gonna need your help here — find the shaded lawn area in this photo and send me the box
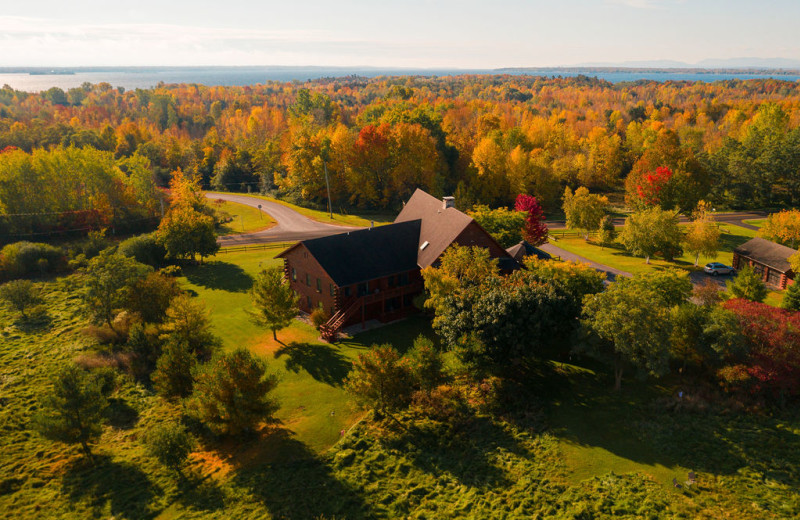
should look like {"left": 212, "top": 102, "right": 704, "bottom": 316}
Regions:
{"left": 206, "top": 191, "right": 394, "bottom": 228}
{"left": 207, "top": 200, "right": 276, "bottom": 236}
{"left": 552, "top": 222, "right": 758, "bottom": 276}
{"left": 179, "top": 250, "right": 436, "bottom": 453}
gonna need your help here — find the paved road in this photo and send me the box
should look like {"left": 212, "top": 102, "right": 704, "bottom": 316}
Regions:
{"left": 545, "top": 211, "right": 766, "bottom": 231}
{"left": 207, "top": 192, "right": 363, "bottom": 246}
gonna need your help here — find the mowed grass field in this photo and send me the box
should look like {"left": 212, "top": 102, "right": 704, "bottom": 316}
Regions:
{"left": 2, "top": 248, "right": 799, "bottom": 518}
{"left": 205, "top": 191, "right": 394, "bottom": 228}
{"left": 206, "top": 200, "right": 276, "bottom": 236}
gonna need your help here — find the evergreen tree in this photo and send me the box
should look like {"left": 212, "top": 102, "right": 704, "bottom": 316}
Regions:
{"left": 152, "top": 340, "right": 196, "bottom": 399}
{"left": 146, "top": 422, "right": 195, "bottom": 480}
{"left": 782, "top": 282, "right": 800, "bottom": 311}
{"left": 726, "top": 265, "right": 768, "bottom": 303}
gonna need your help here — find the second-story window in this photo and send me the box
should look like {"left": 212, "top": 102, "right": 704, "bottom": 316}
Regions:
{"left": 316, "top": 278, "right": 321, "bottom": 292}
{"left": 291, "top": 267, "right": 297, "bottom": 281}
{"left": 306, "top": 273, "right": 310, "bottom": 286}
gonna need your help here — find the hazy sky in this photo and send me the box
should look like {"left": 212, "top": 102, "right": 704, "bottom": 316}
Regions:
{"left": 1, "top": 0, "right": 798, "bottom": 68}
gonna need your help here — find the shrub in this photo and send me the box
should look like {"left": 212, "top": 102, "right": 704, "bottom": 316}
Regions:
{"left": 726, "top": 265, "right": 767, "bottom": 303}
{"left": 0, "top": 241, "right": 65, "bottom": 280}
{"left": 345, "top": 344, "right": 414, "bottom": 417}
{"left": 152, "top": 340, "right": 196, "bottom": 399}
{"left": 310, "top": 307, "right": 330, "bottom": 330}
{"left": 118, "top": 233, "right": 167, "bottom": 268}
{"left": 0, "top": 279, "right": 42, "bottom": 318}
{"left": 407, "top": 335, "right": 445, "bottom": 393}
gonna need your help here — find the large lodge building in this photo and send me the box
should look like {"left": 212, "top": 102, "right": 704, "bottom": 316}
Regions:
{"left": 277, "top": 189, "right": 517, "bottom": 339}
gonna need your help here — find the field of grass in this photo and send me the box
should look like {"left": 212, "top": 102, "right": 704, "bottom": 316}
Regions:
{"left": 551, "top": 222, "right": 759, "bottom": 276}
{"left": 3, "top": 249, "right": 799, "bottom": 518}
{"left": 743, "top": 218, "right": 766, "bottom": 228}
{"left": 205, "top": 191, "right": 394, "bottom": 228}
{"left": 206, "top": 200, "right": 276, "bottom": 236}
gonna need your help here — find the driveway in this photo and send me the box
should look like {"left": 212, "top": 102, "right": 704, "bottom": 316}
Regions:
{"left": 545, "top": 211, "right": 766, "bottom": 231}
{"left": 206, "top": 192, "right": 363, "bottom": 245}
{"left": 538, "top": 242, "right": 632, "bottom": 282}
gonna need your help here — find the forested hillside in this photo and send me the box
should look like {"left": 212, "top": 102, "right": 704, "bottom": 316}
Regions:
{"left": 1, "top": 76, "right": 800, "bottom": 232}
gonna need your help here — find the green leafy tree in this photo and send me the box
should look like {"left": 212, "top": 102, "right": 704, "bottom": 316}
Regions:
{"left": 467, "top": 205, "right": 526, "bottom": 248}
{"left": 32, "top": 365, "right": 108, "bottom": 461}
{"left": 249, "top": 267, "right": 299, "bottom": 341}
{"left": 160, "top": 294, "right": 220, "bottom": 360}
{"left": 407, "top": 336, "right": 445, "bottom": 394}
{"left": 619, "top": 207, "right": 682, "bottom": 263}
{"left": 82, "top": 250, "right": 151, "bottom": 332}
{"left": 726, "top": 265, "right": 767, "bottom": 303}
{"left": 156, "top": 206, "right": 219, "bottom": 264}
{"left": 345, "top": 344, "right": 414, "bottom": 417}
{"left": 146, "top": 422, "right": 195, "bottom": 480}
{"left": 782, "top": 282, "right": 800, "bottom": 311}
{"left": 0, "top": 279, "right": 41, "bottom": 318}
{"left": 152, "top": 340, "right": 196, "bottom": 399}
{"left": 562, "top": 186, "right": 609, "bottom": 239}
{"left": 191, "top": 349, "right": 279, "bottom": 436}
{"left": 631, "top": 269, "right": 693, "bottom": 307}
{"left": 581, "top": 278, "right": 672, "bottom": 390}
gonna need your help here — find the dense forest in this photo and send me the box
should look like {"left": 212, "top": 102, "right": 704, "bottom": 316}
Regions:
{"left": 2, "top": 75, "right": 800, "bottom": 237}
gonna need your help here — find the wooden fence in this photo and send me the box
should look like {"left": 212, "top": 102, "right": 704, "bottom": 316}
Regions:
{"left": 216, "top": 242, "right": 293, "bottom": 254}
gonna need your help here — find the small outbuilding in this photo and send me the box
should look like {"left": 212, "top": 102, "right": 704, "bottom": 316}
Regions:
{"left": 732, "top": 237, "right": 796, "bottom": 289}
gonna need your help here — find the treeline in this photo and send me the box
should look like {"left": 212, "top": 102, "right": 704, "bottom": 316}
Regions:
{"left": 2, "top": 76, "right": 800, "bottom": 215}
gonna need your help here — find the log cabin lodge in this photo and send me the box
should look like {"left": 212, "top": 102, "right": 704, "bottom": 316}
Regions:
{"left": 276, "top": 189, "right": 518, "bottom": 339}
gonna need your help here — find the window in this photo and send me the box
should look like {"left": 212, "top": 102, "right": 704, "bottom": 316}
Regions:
{"left": 291, "top": 267, "right": 297, "bottom": 281}
{"left": 767, "top": 269, "right": 782, "bottom": 288}
{"left": 306, "top": 296, "right": 312, "bottom": 308}
{"left": 306, "top": 273, "right": 310, "bottom": 285}
{"left": 316, "top": 278, "right": 321, "bottom": 292}
{"left": 330, "top": 283, "right": 335, "bottom": 297}
{"left": 357, "top": 282, "right": 368, "bottom": 296}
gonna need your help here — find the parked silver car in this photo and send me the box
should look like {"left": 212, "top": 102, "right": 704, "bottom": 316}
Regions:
{"left": 703, "top": 262, "right": 735, "bottom": 276}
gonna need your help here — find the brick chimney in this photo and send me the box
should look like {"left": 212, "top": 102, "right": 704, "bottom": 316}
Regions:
{"left": 442, "top": 196, "right": 455, "bottom": 209}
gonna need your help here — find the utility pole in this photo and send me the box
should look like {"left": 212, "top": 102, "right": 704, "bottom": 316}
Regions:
{"left": 323, "top": 159, "right": 332, "bottom": 219}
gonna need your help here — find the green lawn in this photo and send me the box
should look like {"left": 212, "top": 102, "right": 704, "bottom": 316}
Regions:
{"left": 743, "top": 218, "right": 766, "bottom": 228}
{"left": 4, "top": 249, "right": 799, "bottom": 518}
{"left": 206, "top": 200, "right": 276, "bottom": 236}
{"left": 205, "top": 191, "right": 394, "bottom": 228}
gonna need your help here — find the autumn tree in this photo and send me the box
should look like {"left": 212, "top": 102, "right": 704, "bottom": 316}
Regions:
{"left": 683, "top": 204, "right": 721, "bottom": 266}
{"left": 32, "top": 365, "right": 108, "bottom": 461}
{"left": 248, "top": 267, "right": 299, "bottom": 341}
{"left": 562, "top": 186, "right": 608, "bottom": 239}
{"left": 191, "top": 349, "right": 279, "bottom": 436}
{"left": 760, "top": 209, "right": 800, "bottom": 248}
{"left": 157, "top": 169, "right": 219, "bottom": 263}
{"left": 619, "top": 207, "right": 682, "bottom": 263}
{"left": 514, "top": 194, "right": 548, "bottom": 246}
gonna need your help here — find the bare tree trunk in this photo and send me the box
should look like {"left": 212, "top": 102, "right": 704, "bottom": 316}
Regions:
{"left": 695, "top": 254, "right": 700, "bottom": 267}
{"left": 645, "top": 255, "right": 650, "bottom": 264}
{"left": 614, "top": 359, "right": 623, "bottom": 391}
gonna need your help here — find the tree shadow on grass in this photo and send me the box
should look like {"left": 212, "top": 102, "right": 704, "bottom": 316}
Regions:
{"left": 184, "top": 261, "right": 253, "bottom": 292}
{"left": 104, "top": 398, "right": 140, "bottom": 430}
{"left": 61, "top": 455, "right": 160, "bottom": 519}
{"left": 175, "top": 474, "right": 226, "bottom": 513}
{"left": 274, "top": 342, "right": 352, "bottom": 386}
{"left": 13, "top": 308, "right": 53, "bottom": 333}
{"left": 231, "top": 427, "right": 375, "bottom": 519}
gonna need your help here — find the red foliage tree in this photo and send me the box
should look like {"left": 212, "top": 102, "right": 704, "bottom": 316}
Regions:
{"left": 723, "top": 298, "right": 800, "bottom": 399}
{"left": 636, "top": 166, "right": 673, "bottom": 206}
{"left": 514, "top": 194, "right": 548, "bottom": 246}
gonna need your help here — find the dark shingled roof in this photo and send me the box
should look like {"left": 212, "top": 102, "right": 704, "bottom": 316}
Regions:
{"left": 278, "top": 220, "right": 422, "bottom": 287}
{"left": 506, "top": 241, "right": 552, "bottom": 262}
{"left": 394, "top": 189, "right": 474, "bottom": 268}
{"left": 734, "top": 237, "right": 796, "bottom": 273}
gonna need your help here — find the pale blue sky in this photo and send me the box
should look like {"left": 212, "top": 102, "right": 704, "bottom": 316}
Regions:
{"left": 1, "top": 0, "right": 797, "bottom": 67}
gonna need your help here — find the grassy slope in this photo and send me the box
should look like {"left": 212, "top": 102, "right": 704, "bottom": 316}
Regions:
{"left": 4, "top": 250, "right": 799, "bottom": 519}
{"left": 206, "top": 200, "right": 276, "bottom": 236}
{"left": 205, "top": 192, "right": 394, "bottom": 228}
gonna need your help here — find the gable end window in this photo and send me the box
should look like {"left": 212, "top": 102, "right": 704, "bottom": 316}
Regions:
{"left": 291, "top": 268, "right": 297, "bottom": 281}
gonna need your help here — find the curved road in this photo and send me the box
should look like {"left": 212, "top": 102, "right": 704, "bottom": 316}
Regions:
{"left": 207, "top": 193, "right": 363, "bottom": 246}
{"left": 545, "top": 211, "right": 766, "bottom": 231}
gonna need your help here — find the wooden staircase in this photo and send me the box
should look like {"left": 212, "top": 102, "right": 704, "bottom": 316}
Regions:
{"left": 320, "top": 298, "right": 362, "bottom": 341}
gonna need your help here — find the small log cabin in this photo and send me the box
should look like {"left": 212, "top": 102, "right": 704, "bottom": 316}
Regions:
{"left": 732, "top": 237, "right": 796, "bottom": 289}
{"left": 277, "top": 189, "right": 515, "bottom": 339}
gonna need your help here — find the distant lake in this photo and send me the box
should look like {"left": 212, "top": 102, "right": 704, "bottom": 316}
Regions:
{"left": 2, "top": 67, "right": 800, "bottom": 92}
